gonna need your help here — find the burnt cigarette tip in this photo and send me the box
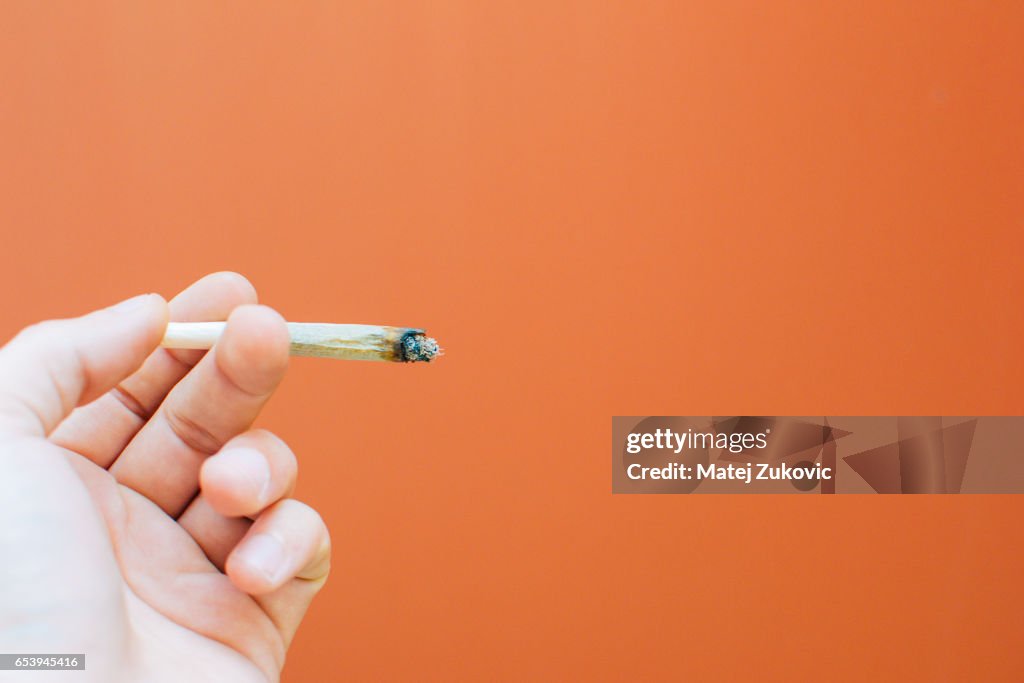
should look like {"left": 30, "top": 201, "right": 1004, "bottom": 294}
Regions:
{"left": 401, "top": 332, "right": 442, "bottom": 363}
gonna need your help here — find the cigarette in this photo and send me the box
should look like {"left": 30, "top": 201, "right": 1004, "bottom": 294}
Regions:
{"left": 161, "top": 322, "right": 441, "bottom": 363}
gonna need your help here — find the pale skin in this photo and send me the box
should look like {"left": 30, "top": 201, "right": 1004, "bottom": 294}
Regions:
{"left": 0, "top": 273, "right": 330, "bottom": 683}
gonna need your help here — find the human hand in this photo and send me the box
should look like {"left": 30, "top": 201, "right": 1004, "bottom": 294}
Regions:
{"left": 0, "top": 273, "right": 330, "bottom": 683}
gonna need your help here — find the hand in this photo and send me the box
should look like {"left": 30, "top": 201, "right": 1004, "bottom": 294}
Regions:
{"left": 0, "top": 273, "right": 330, "bottom": 683}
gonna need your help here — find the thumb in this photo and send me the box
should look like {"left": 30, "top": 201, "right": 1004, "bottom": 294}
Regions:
{"left": 0, "top": 293, "right": 169, "bottom": 438}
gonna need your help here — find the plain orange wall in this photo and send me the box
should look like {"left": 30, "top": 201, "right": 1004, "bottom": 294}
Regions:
{"left": 2, "top": 3, "right": 1023, "bottom": 681}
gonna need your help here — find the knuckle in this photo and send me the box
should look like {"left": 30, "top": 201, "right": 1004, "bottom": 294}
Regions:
{"left": 15, "top": 321, "right": 56, "bottom": 346}
{"left": 165, "top": 408, "right": 224, "bottom": 455}
{"left": 275, "top": 497, "right": 316, "bottom": 519}
{"left": 259, "top": 428, "right": 292, "bottom": 455}
{"left": 238, "top": 429, "right": 298, "bottom": 473}
{"left": 281, "top": 499, "right": 329, "bottom": 537}
{"left": 209, "top": 271, "right": 258, "bottom": 302}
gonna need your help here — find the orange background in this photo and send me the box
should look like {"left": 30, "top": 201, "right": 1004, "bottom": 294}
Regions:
{"left": 2, "top": 3, "right": 1023, "bottom": 680}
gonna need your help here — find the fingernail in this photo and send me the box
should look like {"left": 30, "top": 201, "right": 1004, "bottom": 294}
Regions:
{"left": 109, "top": 293, "right": 154, "bottom": 314}
{"left": 238, "top": 533, "right": 287, "bottom": 585}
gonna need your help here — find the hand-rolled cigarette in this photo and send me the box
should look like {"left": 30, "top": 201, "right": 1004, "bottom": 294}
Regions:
{"left": 161, "top": 322, "right": 441, "bottom": 363}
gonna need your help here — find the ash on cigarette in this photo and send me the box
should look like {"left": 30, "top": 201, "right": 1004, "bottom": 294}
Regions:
{"left": 402, "top": 333, "right": 442, "bottom": 362}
